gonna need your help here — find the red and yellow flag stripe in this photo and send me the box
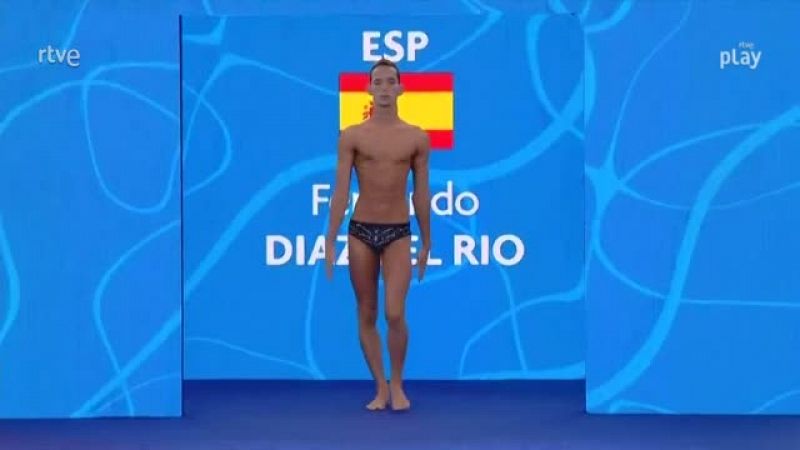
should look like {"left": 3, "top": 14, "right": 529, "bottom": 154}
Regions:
{"left": 339, "top": 73, "right": 454, "bottom": 149}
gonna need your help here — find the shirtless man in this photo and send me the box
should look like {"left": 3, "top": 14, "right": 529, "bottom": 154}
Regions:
{"left": 325, "top": 59, "right": 431, "bottom": 411}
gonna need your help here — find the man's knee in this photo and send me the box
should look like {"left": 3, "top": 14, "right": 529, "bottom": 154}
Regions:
{"left": 358, "top": 302, "right": 378, "bottom": 326}
{"left": 385, "top": 309, "right": 406, "bottom": 330}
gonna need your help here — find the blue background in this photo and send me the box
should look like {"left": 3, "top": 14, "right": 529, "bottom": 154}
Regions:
{"left": 0, "top": 4, "right": 186, "bottom": 418}
{"left": 181, "top": 13, "right": 586, "bottom": 380}
{"left": 3, "top": 0, "right": 798, "bottom": 418}
{"left": 1, "top": 0, "right": 578, "bottom": 419}
{"left": 584, "top": 0, "right": 800, "bottom": 414}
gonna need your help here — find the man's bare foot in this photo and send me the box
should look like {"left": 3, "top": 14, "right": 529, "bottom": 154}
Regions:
{"left": 366, "top": 387, "right": 390, "bottom": 411}
{"left": 390, "top": 383, "right": 410, "bottom": 411}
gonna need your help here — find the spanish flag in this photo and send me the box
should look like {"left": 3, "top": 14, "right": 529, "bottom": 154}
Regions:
{"left": 339, "top": 72, "right": 454, "bottom": 149}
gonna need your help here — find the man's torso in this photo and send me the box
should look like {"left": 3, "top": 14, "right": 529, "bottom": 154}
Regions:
{"left": 350, "top": 121, "right": 421, "bottom": 223}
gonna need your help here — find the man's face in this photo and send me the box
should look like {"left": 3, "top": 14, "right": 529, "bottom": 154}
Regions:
{"left": 368, "top": 65, "right": 402, "bottom": 107}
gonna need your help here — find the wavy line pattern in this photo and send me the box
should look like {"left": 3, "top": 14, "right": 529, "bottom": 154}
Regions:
{"left": 92, "top": 221, "right": 180, "bottom": 416}
{"left": 3, "top": 0, "right": 797, "bottom": 419}
{"left": 82, "top": 65, "right": 181, "bottom": 214}
{"left": 186, "top": 337, "right": 318, "bottom": 378}
{"left": 590, "top": 106, "right": 800, "bottom": 408}
{"left": 0, "top": 217, "right": 21, "bottom": 349}
{"left": 583, "top": 0, "right": 800, "bottom": 415}
{"left": 61, "top": 0, "right": 91, "bottom": 49}
{"left": 93, "top": 373, "right": 181, "bottom": 416}
{"left": 1, "top": 2, "right": 183, "bottom": 418}
{"left": 753, "top": 389, "right": 800, "bottom": 414}
{"left": 2, "top": 5, "right": 586, "bottom": 418}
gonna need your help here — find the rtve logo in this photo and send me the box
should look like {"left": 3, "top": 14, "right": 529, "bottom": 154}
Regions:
{"left": 362, "top": 30, "right": 429, "bottom": 62}
{"left": 38, "top": 45, "right": 80, "bottom": 68}
{"left": 720, "top": 42, "right": 761, "bottom": 70}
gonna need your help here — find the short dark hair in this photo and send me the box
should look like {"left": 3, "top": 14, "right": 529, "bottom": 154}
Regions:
{"left": 369, "top": 58, "right": 400, "bottom": 82}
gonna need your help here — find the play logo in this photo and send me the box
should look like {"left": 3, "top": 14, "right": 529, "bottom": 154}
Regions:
{"left": 720, "top": 42, "right": 761, "bottom": 70}
{"left": 339, "top": 72, "right": 454, "bottom": 150}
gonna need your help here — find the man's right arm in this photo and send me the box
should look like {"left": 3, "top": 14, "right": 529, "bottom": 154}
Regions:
{"left": 327, "top": 128, "right": 355, "bottom": 242}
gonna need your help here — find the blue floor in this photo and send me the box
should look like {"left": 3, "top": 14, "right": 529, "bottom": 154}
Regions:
{"left": 1, "top": 381, "right": 799, "bottom": 449}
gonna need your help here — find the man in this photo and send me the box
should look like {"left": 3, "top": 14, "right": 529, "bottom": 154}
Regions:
{"left": 325, "top": 59, "right": 431, "bottom": 411}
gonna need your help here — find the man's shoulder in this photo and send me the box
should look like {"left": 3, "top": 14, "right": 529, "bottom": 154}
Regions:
{"left": 340, "top": 124, "right": 366, "bottom": 148}
{"left": 405, "top": 123, "right": 429, "bottom": 148}
{"left": 397, "top": 120, "right": 423, "bottom": 133}
{"left": 396, "top": 121, "right": 427, "bottom": 142}
{"left": 341, "top": 123, "right": 365, "bottom": 137}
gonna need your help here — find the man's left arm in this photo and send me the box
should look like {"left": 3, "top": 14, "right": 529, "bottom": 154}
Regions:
{"left": 412, "top": 130, "right": 431, "bottom": 278}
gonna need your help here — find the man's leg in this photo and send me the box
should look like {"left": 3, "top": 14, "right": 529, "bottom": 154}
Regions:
{"left": 381, "top": 236, "right": 412, "bottom": 410}
{"left": 347, "top": 236, "right": 388, "bottom": 410}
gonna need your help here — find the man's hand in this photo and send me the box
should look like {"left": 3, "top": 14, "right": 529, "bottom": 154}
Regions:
{"left": 325, "top": 236, "right": 335, "bottom": 280}
{"left": 417, "top": 242, "right": 431, "bottom": 282}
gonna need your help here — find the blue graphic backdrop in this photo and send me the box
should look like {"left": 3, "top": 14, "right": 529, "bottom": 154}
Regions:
{"left": 0, "top": 0, "right": 566, "bottom": 419}
{"left": 4, "top": 0, "right": 797, "bottom": 418}
{"left": 0, "top": 4, "right": 188, "bottom": 418}
{"left": 0, "top": 0, "right": 561, "bottom": 420}
{"left": 584, "top": 0, "right": 800, "bottom": 414}
{"left": 181, "top": 13, "right": 585, "bottom": 380}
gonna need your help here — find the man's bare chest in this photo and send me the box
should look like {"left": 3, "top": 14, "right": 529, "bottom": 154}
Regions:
{"left": 355, "top": 135, "right": 416, "bottom": 163}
